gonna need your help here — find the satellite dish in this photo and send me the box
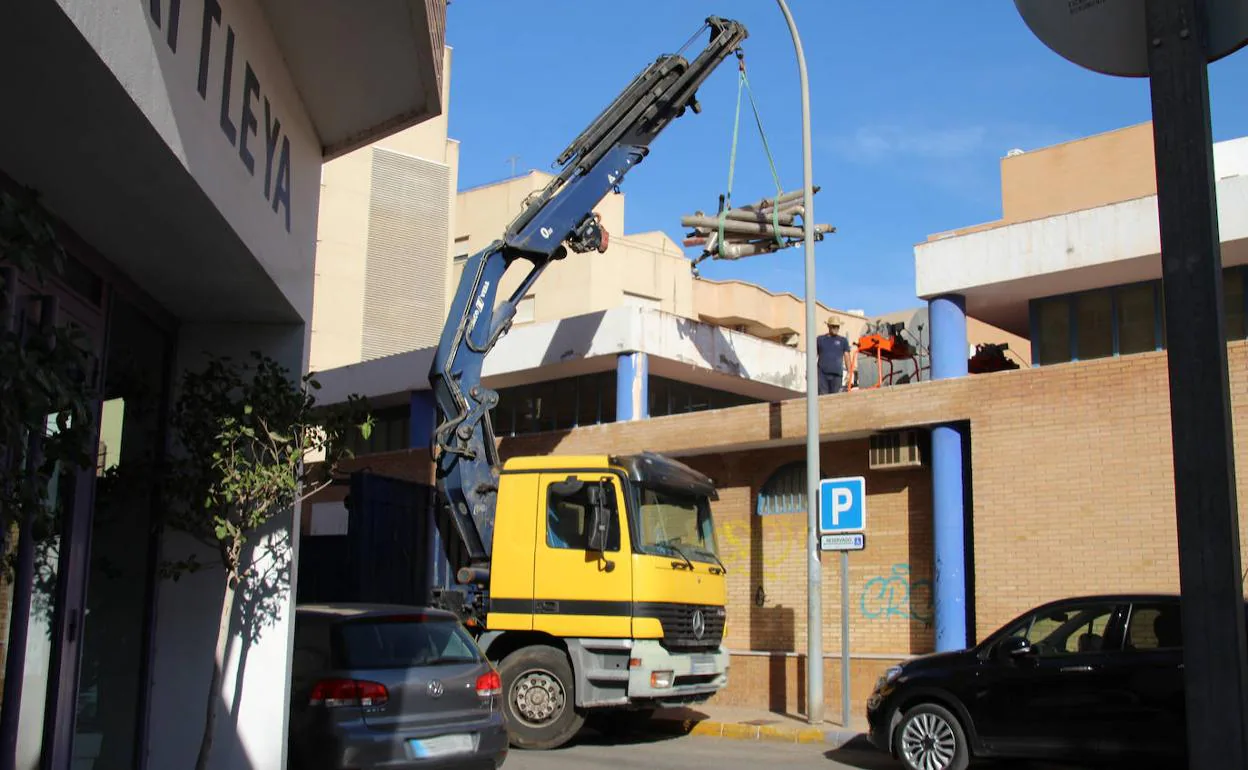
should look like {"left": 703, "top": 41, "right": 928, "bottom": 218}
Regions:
{"left": 1015, "top": 0, "right": 1248, "bottom": 78}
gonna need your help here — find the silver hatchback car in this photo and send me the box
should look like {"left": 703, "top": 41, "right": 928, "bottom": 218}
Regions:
{"left": 288, "top": 603, "right": 508, "bottom": 770}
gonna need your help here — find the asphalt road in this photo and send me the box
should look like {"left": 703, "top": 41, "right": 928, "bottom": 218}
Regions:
{"left": 501, "top": 731, "right": 896, "bottom": 770}
{"left": 501, "top": 728, "right": 1142, "bottom": 770}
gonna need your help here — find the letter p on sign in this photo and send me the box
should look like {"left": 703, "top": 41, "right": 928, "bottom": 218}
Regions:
{"left": 830, "top": 488, "right": 853, "bottom": 525}
{"left": 818, "top": 477, "right": 866, "bottom": 534}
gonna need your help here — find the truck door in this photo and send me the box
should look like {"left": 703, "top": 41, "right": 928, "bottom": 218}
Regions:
{"left": 532, "top": 473, "right": 633, "bottom": 638}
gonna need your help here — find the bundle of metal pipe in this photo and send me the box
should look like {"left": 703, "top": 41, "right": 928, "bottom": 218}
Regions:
{"left": 681, "top": 188, "right": 834, "bottom": 262}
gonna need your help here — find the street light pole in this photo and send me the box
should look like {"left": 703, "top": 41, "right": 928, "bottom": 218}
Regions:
{"left": 775, "top": 0, "right": 823, "bottom": 726}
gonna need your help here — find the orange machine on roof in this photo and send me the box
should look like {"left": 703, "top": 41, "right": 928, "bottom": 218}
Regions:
{"left": 848, "top": 321, "right": 923, "bottom": 389}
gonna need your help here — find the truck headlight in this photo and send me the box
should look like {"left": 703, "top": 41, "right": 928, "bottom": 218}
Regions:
{"left": 650, "top": 670, "right": 674, "bottom": 689}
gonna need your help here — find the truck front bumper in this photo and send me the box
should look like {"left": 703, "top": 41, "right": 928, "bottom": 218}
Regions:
{"left": 627, "top": 640, "right": 729, "bottom": 703}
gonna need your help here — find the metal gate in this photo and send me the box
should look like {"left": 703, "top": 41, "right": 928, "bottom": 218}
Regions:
{"left": 297, "top": 472, "right": 451, "bottom": 607}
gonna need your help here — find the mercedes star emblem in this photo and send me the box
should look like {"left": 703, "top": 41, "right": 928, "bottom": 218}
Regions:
{"left": 427, "top": 679, "right": 444, "bottom": 698}
{"left": 691, "top": 609, "right": 706, "bottom": 640}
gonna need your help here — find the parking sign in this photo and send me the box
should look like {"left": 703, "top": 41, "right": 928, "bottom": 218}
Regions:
{"left": 818, "top": 476, "right": 866, "bottom": 535}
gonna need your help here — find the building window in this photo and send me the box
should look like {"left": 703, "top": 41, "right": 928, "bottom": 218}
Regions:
{"left": 648, "top": 375, "right": 757, "bottom": 418}
{"left": 1226, "top": 269, "right": 1246, "bottom": 341}
{"left": 1116, "top": 283, "right": 1157, "bottom": 355}
{"left": 1075, "top": 289, "right": 1113, "bottom": 361}
{"left": 494, "top": 371, "right": 616, "bottom": 437}
{"left": 488, "top": 372, "right": 760, "bottom": 438}
{"left": 1035, "top": 296, "right": 1071, "bottom": 365}
{"left": 757, "top": 462, "right": 808, "bottom": 515}
{"left": 1029, "top": 267, "right": 1248, "bottom": 366}
{"left": 342, "top": 404, "right": 409, "bottom": 456}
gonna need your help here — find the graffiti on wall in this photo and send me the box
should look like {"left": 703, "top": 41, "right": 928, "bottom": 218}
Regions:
{"left": 717, "top": 517, "right": 805, "bottom": 586}
{"left": 860, "top": 563, "right": 933, "bottom": 626}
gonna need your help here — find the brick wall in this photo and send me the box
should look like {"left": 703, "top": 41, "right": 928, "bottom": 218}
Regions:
{"left": 485, "top": 343, "right": 1248, "bottom": 642}
{"left": 675, "top": 444, "right": 932, "bottom": 659}
{"left": 306, "top": 341, "right": 1248, "bottom": 719}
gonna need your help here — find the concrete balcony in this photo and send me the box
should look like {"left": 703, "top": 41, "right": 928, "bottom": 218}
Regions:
{"left": 915, "top": 138, "right": 1248, "bottom": 337}
{"left": 314, "top": 306, "right": 809, "bottom": 407}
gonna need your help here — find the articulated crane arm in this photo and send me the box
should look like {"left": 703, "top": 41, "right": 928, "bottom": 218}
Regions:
{"left": 429, "top": 16, "right": 748, "bottom": 569}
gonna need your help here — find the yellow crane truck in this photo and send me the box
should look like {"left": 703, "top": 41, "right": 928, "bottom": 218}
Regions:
{"left": 423, "top": 16, "right": 748, "bottom": 750}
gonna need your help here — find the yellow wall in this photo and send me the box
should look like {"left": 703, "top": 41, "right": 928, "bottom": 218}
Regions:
{"left": 929, "top": 122, "right": 1159, "bottom": 241}
{"left": 310, "top": 45, "right": 459, "bottom": 372}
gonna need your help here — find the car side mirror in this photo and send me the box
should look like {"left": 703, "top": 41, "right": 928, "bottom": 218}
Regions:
{"left": 586, "top": 484, "right": 611, "bottom": 553}
{"left": 998, "top": 636, "right": 1034, "bottom": 660}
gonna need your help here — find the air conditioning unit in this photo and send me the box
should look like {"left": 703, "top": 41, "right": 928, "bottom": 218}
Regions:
{"left": 869, "top": 429, "right": 925, "bottom": 471}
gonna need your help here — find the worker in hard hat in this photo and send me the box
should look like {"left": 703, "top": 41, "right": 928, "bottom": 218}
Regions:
{"left": 817, "top": 317, "right": 850, "bottom": 395}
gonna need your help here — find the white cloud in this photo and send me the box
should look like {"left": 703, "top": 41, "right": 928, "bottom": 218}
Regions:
{"left": 825, "top": 122, "right": 1075, "bottom": 165}
{"left": 829, "top": 125, "right": 989, "bottom": 163}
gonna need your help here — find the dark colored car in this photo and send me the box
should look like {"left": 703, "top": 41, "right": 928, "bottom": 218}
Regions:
{"left": 288, "top": 603, "right": 508, "bottom": 770}
{"left": 865, "top": 593, "right": 1220, "bottom": 770}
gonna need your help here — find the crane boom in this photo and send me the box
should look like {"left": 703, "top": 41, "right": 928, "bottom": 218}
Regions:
{"left": 429, "top": 16, "right": 748, "bottom": 566}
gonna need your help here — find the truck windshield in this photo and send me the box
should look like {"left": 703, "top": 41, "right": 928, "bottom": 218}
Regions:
{"left": 633, "top": 487, "right": 719, "bottom": 563}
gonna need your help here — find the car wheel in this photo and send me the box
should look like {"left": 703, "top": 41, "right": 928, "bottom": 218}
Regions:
{"left": 894, "top": 702, "right": 969, "bottom": 770}
{"left": 498, "top": 644, "right": 585, "bottom": 750}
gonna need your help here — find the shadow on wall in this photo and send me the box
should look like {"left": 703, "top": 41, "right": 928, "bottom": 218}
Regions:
{"left": 749, "top": 500, "right": 798, "bottom": 714}
{"left": 209, "top": 523, "right": 293, "bottom": 770}
{"left": 672, "top": 316, "right": 752, "bottom": 381}
{"left": 537, "top": 311, "right": 607, "bottom": 368}
{"left": 854, "top": 471, "right": 935, "bottom": 655}
{"left": 148, "top": 521, "right": 292, "bottom": 770}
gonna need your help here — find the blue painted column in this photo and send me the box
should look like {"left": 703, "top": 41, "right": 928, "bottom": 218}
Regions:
{"left": 929, "top": 295, "right": 969, "bottom": 651}
{"left": 410, "top": 390, "right": 450, "bottom": 591}
{"left": 616, "top": 352, "right": 650, "bottom": 422}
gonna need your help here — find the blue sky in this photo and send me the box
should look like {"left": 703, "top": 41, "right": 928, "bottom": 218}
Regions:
{"left": 444, "top": 1, "right": 1248, "bottom": 315}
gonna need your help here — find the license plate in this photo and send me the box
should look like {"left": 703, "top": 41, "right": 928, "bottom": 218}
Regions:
{"left": 408, "top": 733, "right": 475, "bottom": 759}
{"left": 691, "top": 655, "right": 716, "bottom": 675}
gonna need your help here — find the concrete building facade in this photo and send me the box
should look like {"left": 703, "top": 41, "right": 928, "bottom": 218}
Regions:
{"left": 310, "top": 45, "right": 461, "bottom": 372}
{"left": 0, "top": 1, "right": 447, "bottom": 768}
{"left": 304, "top": 121, "right": 1248, "bottom": 721}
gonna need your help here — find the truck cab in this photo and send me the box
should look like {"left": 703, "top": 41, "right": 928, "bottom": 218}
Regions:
{"left": 460, "top": 452, "right": 729, "bottom": 748}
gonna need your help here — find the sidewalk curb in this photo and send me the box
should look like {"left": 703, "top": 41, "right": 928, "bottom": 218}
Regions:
{"left": 649, "top": 716, "right": 863, "bottom": 748}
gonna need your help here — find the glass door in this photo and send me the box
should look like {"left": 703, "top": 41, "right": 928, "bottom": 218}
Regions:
{"left": 69, "top": 290, "right": 172, "bottom": 770}
{"left": 0, "top": 258, "right": 107, "bottom": 770}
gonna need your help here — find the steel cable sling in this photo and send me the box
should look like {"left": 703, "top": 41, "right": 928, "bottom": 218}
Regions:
{"left": 717, "top": 49, "right": 787, "bottom": 257}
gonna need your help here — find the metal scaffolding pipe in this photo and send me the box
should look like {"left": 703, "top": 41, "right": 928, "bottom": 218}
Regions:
{"left": 715, "top": 241, "right": 784, "bottom": 259}
{"left": 681, "top": 214, "right": 831, "bottom": 239}
{"left": 717, "top": 207, "right": 800, "bottom": 226}
{"left": 739, "top": 187, "right": 817, "bottom": 212}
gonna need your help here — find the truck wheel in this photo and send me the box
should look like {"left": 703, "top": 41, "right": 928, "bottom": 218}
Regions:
{"left": 498, "top": 645, "right": 584, "bottom": 750}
